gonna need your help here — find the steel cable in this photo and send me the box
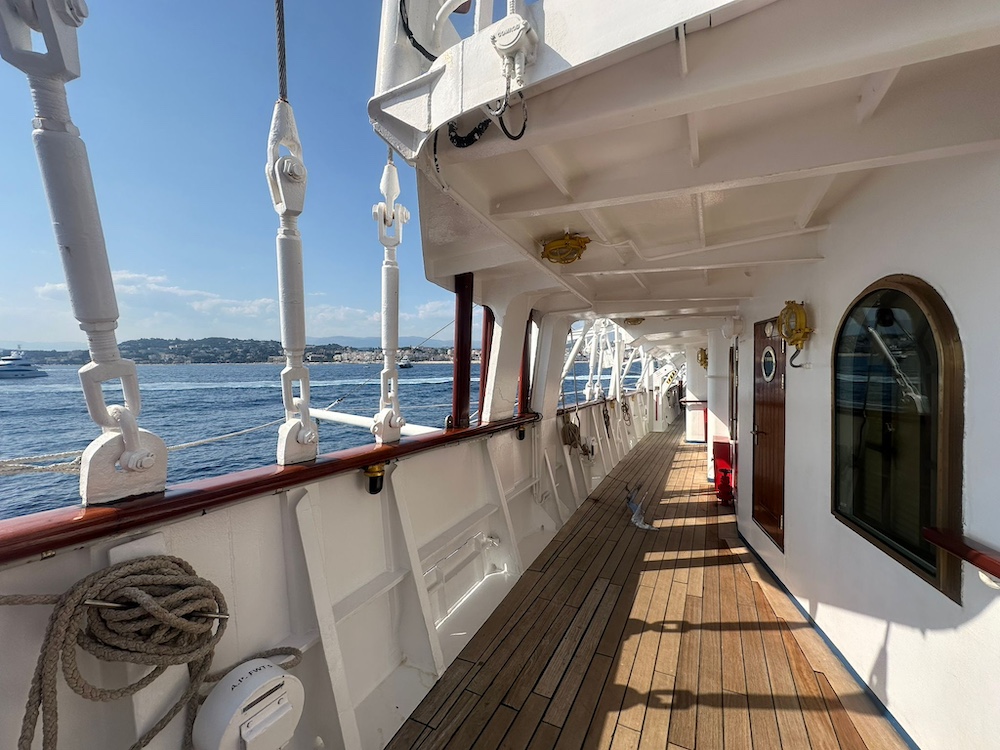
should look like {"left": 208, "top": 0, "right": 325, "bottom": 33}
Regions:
{"left": 275, "top": 0, "right": 288, "bottom": 101}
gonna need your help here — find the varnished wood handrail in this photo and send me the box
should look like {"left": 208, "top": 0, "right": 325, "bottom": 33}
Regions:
{"left": 0, "top": 414, "right": 539, "bottom": 566}
{"left": 923, "top": 527, "right": 1000, "bottom": 580}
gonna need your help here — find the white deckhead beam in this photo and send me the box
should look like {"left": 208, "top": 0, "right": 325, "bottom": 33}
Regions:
{"left": 490, "top": 55, "right": 1000, "bottom": 220}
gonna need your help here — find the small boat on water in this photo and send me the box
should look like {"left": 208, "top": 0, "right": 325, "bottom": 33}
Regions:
{"left": 398, "top": 355, "right": 413, "bottom": 368}
{"left": 0, "top": 351, "right": 47, "bottom": 379}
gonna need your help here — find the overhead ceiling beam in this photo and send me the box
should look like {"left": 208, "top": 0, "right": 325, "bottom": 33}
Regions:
{"left": 687, "top": 113, "right": 701, "bottom": 168}
{"left": 581, "top": 252, "right": 820, "bottom": 277}
{"left": 528, "top": 145, "right": 574, "bottom": 199}
{"left": 572, "top": 230, "right": 823, "bottom": 276}
{"left": 580, "top": 208, "right": 632, "bottom": 265}
{"left": 416, "top": 173, "right": 591, "bottom": 304}
{"left": 694, "top": 192, "right": 706, "bottom": 247}
{"left": 613, "top": 316, "right": 729, "bottom": 338}
{"left": 677, "top": 23, "right": 689, "bottom": 77}
{"left": 644, "top": 330, "right": 713, "bottom": 342}
{"left": 632, "top": 223, "right": 827, "bottom": 263}
{"left": 438, "top": 0, "right": 1000, "bottom": 165}
{"left": 593, "top": 296, "right": 747, "bottom": 317}
{"left": 794, "top": 175, "right": 837, "bottom": 229}
{"left": 857, "top": 68, "right": 902, "bottom": 123}
{"left": 490, "top": 57, "right": 1000, "bottom": 220}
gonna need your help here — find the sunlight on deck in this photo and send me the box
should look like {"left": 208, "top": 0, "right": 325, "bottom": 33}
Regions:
{"left": 387, "top": 425, "right": 907, "bottom": 750}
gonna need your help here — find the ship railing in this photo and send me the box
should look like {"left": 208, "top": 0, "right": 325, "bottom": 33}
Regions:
{"left": 923, "top": 528, "right": 1000, "bottom": 589}
{"left": 0, "top": 413, "right": 539, "bottom": 567}
{"left": 309, "top": 408, "right": 438, "bottom": 436}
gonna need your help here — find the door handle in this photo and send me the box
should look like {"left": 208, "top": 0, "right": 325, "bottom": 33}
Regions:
{"left": 751, "top": 429, "right": 766, "bottom": 436}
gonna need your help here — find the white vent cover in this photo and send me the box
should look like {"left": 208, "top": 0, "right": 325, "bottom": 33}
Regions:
{"left": 193, "top": 658, "right": 304, "bottom": 750}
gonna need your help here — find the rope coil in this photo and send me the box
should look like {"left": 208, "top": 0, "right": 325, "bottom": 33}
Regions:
{"left": 0, "top": 555, "right": 300, "bottom": 750}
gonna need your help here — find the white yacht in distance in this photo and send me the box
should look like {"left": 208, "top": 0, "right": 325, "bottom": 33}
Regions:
{"left": 0, "top": 350, "right": 47, "bottom": 379}
{"left": 0, "top": 1, "right": 999, "bottom": 749}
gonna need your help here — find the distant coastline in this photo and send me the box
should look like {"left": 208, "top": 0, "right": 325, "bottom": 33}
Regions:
{"left": 9, "top": 337, "right": 478, "bottom": 366}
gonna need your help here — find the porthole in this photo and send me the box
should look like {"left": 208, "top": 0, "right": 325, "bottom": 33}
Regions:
{"left": 761, "top": 346, "right": 776, "bottom": 382}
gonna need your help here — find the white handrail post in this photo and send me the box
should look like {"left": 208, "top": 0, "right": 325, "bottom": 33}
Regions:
{"left": 267, "top": 99, "right": 318, "bottom": 464}
{"left": 619, "top": 342, "right": 638, "bottom": 396}
{"left": 0, "top": 0, "right": 166, "bottom": 504}
{"left": 584, "top": 320, "right": 601, "bottom": 401}
{"left": 371, "top": 151, "right": 410, "bottom": 445}
{"left": 612, "top": 326, "right": 624, "bottom": 401}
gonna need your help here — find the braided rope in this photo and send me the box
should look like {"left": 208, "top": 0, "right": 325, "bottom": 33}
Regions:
{"left": 0, "top": 556, "right": 301, "bottom": 750}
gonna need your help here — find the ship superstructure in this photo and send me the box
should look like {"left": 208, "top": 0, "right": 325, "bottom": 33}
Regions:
{"left": 0, "top": 1, "right": 996, "bottom": 749}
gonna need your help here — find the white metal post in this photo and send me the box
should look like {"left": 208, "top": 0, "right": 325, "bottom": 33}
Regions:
{"left": 267, "top": 99, "right": 318, "bottom": 465}
{"left": 584, "top": 321, "right": 601, "bottom": 401}
{"left": 371, "top": 151, "right": 410, "bottom": 444}
{"left": 0, "top": 0, "right": 166, "bottom": 504}
{"left": 561, "top": 321, "right": 590, "bottom": 382}
{"left": 612, "top": 327, "right": 624, "bottom": 401}
{"left": 619, "top": 344, "right": 639, "bottom": 397}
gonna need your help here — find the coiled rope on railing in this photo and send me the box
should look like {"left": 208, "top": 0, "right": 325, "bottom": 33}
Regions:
{"left": 0, "top": 555, "right": 301, "bottom": 750}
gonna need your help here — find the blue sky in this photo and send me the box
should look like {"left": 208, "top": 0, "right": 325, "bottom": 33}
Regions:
{"left": 0, "top": 2, "right": 459, "bottom": 347}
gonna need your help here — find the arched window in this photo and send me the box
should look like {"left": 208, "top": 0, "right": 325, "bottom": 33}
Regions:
{"left": 832, "top": 275, "right": 963, "bottom": 601}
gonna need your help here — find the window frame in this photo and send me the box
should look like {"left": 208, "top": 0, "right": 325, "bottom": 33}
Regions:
{"left": 830, "top": 274, "right": 963, "bottom": 603}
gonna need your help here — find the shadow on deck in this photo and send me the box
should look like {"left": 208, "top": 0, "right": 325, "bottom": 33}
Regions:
{"left": 387, "top": 424, "right": 907, "bottom": 750}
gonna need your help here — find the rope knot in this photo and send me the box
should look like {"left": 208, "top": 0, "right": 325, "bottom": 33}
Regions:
{"left": 3, "top": 555, "right": 230, "bottom": 750}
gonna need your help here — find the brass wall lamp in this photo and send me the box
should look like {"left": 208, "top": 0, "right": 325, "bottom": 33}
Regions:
{"left": 777, "top": 300, "right": 814, "bottom": 368}
{"left": 696, "top": 348, "right": 708, "bottom": 369}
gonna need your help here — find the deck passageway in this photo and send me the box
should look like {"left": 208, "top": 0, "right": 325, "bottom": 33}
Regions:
{"left": 387, "top": 425, "right": 908, "bottom": 750}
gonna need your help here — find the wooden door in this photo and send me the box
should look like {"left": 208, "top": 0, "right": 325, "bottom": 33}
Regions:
{"left": 752, "top": 319, "right": 786, "bottom": 549}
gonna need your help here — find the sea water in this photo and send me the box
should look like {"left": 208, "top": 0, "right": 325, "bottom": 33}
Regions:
{"left": 0, "top": 362, "right": 618, "bottom": 519}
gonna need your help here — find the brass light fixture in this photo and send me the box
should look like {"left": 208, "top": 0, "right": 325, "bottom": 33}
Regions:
{"left": 778, "top": 300, "right": 814, "bottom": 368}
{"left": 777, "top": 300, "right": 814, "bottom": 350}
{"left": 541, "top": 233, "right": 591, "bottom": 264}
{"left": 696, "top": 348, "right": 708, "bottom": 369}
{"left": 623, "top": 317, "right": 645, "bottom": 326}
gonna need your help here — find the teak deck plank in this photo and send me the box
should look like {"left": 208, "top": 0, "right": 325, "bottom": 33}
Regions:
{"left": 500, "top": 693, "right": 549, "bottom": 750}
{"left": 733, "top": 563, "right": 782, "bottom": 750}
{"left": 666, "top": 593, "right": 702, "bottom": 749}
{"left": 816, "top": 672, "right": 869, "bottom": 750}
{"left": 637, "top": 669, "right": 675, "bottom": 750}
{"left": 780, "top": 617, "right": 842, "bottom": 750}
{"left": 695, "top": 517, "right": 724, "bottom": 749}
{"left": 541, "top": 581, "right": 620, "bottom": 726}
{"left": 753, "top": 583, "right": 811, "bottom": 748}
{"left": 389, "top": 427, "right": 903, "bottom": 750}
{"left": 385, "top": 720, "right": 429, "bottom": 750}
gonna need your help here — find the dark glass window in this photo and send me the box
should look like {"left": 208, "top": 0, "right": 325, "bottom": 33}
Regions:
{"left": 834, "top": 288, "right": 939, "bottom": 571}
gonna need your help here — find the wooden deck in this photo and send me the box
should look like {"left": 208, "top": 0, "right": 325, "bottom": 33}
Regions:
{"left": 388, "top": 425, "right": 908, "bottom": 750}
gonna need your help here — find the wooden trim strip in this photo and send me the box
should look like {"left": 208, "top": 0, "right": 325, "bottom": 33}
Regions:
{"left": 0, "top": 414, "right": 538, "bottom": 567}
{"left": 922, "top": 527, "right": 1000, "bottom": 580}
{"left": 517, "top": 316, "right": 533, "bottom": 416}
{"left": 478, "top": 306, "right": 495, "bottom": 425}
{"left": 453, "top": 272, "right": 474, "bottom": 429}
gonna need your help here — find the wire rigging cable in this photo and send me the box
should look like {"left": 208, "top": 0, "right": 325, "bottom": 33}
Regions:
{"left": 400, "top": 0, "right": 438, "bottom": 62}
{"left": 275, "top": 0, "right": 288, "bottom": 101}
